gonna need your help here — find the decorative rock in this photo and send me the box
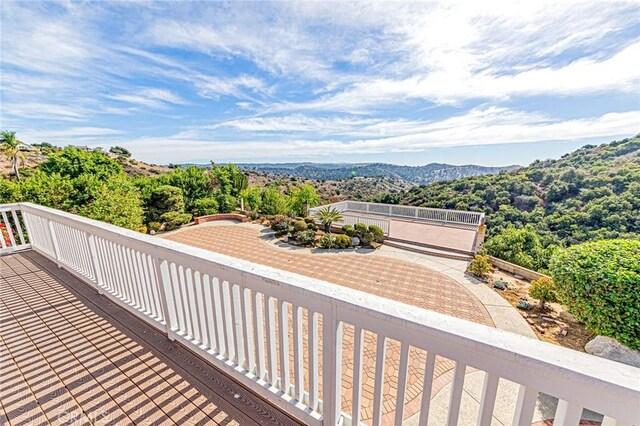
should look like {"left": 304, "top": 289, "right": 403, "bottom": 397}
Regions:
{"left": 534, "top": 325, "right": 545, "bottom": 334}
{"left": 561, "top": 329, "right": 568, "bottom": 336}
{"left": 283, "top": 236, "right": 288, "bottom": 242}
{"left": 514, "top": 274, "right": 525, "bottom": 280}
{"left": 350, "top": 237, "right": 360, "bottom": 246}
{"left": 526, "top": 318, "right": 535, "bottom": 325}
{"left": 585, "top": 336, "right": 640, "bottom": 368}
{"left": 150, "top": 230, "right": 156, "bottom": 235}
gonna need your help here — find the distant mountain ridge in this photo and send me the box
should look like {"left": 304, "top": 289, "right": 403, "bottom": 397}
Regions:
{"left": 237, "top": 162, "right": 519, "bottom": 184}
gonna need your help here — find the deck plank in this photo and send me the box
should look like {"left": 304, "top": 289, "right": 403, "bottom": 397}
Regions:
{"left": 1, "top": 251, "right": 303, "bottom": 426}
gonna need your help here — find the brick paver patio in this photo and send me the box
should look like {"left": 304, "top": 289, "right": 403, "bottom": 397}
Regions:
{"left": 163, "top": 224, "right": 494, "bottom": 424}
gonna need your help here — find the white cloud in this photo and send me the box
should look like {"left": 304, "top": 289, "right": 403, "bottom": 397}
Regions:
{"left": 108, "top": 88, "right": 187, "bottom": 108}
{"left": 105, "top": 109, "right": 640, "bottom": 163}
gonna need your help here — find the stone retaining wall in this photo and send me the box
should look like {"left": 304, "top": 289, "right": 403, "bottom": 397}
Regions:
{"left": 489, "top": 256, "right": 550, "bottom": 281}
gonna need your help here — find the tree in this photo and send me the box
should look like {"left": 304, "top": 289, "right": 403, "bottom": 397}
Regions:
{"left": 261, "top": 185, "right": 289, "bottom": 215}
{"left": 0, "top": 131, "right": 26, "bottom": 181}
{"left": 314, "top": 206, "right": 343, "bottom": 233}
{"left": 109, "top": 146, "right": 131, "bottom": 157}
{"left": 240, "top": 185, "right": 263, "bottom": 211}
{"left": 146, "top": 185, "right": 185, "bottom": 222}
{"left": 289, "top": 184, "right": 320, "bottom": 216}
{"left": 210, "top": 163, "right": 248, "bottom": 197}
{"left": 551, "top": 239, "right": 640, "bottom": 349}
{"left": 40, "top": 147, "right": 122, "bottom": 180}
{"left": 483, "top": 225, "right": 547, "bottom": 270}
{"left": 528, "top": 277, "right": 557, "bottom": 309}
{"left": 157, "top": 166, "right": 214, "bottom": 213}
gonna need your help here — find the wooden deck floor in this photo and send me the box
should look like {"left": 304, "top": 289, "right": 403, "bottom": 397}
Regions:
{"left": 0, "top": 251, "right": 302, "bottom": 426}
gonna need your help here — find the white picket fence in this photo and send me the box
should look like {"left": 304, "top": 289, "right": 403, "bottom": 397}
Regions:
{"left": 5, "top": 202, "right": 638, "bottom": 426}
{"left": 310, "top": 200, "right": 484, "bottom": 228}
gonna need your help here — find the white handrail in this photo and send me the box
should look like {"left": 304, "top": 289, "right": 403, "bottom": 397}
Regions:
{"left": 11, "top": 202, "right": 640, "bottom": 426}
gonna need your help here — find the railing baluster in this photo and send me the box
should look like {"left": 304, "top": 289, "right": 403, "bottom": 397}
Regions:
{"left": 512, "top": 385, "right": 538, "bottom": 426}
{"left": 212, "top": 277, "right": 226, "bottom": 356}
{"left": 394, "top": 342, "right": 410, "bottom": 426}
{"left": 232, "top": 284, "right": 246, "bottom": 368}
{"left": 352, "top": 326, "right": 364, "bottom": 426}
{"left": 554, "top": 400, "right": 583, "bottom": 425}
{"left": 292, "top": 304, "right": 304, "bottom": 401}
{"left": 253, "top": 292, "right": 266, "bottom": 379}
{"left": 202, "top": 274, "right": 217, "bottom": 351}
{"left": 221, "top": 280, "right": 236, "bottom": 362}
{"left": 2, "top": 211, "right": 17, "bottom": 248}
{"left": 278, "top": 300, "right": 290, "bottom": 395}
{"left": 266, "top": 296, "right": 278, "bottom": 385}
{"left": 418, "top": 352, "right": 437, "bottom": 426}
{"left": 447, "top": 362, "right": 466, "bottom": 425}
{"left": 476, "top": 373, "right": 499, "bottom": 426}
{"left": 155, "top": 257, "right": 177, "bottom": 339}
{"left": 372, "top": 335, "right": 387, "bottom": 426}
{"left": 10, "top": 209, "right": 26, "bottom": 246}
{"left": 308, "top": 309, "right": 319, "bottom": 411}
{"left": 322, "top": 307, "right": 343, "bottom": 426}
{"left": 241, "top": 287, "right": 255, "bottom": 372}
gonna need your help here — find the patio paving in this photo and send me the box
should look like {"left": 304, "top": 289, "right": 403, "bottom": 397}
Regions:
{"left": 163, "top": 223, "right": 495, "bottom": 424}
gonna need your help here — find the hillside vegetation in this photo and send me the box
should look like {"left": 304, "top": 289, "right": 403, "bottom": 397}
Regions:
{"left": 390, "top": 136, "right": 640, "bottom": 270}
{"left": 239, "top": 162, "right": 518, "bottom": 183}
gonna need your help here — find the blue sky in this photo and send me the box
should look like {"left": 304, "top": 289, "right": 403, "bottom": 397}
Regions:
{"left": 1, "top": 1, "right": 639, "bottom": 166}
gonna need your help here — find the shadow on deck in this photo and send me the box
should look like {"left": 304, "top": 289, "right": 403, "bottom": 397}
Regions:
{"left": 0, "top": 251, "right": 302, "bottom": 426}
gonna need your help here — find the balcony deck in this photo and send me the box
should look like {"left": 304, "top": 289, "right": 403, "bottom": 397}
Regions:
{"left": 0, "top": 251, "right": 301, "bottom": 426}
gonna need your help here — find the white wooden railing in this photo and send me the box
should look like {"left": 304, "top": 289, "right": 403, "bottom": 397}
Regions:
{"left": 334, "top": 213, "right": 391, "bottom": 236}
{"left": 0, "top": 203, "right": 30, "bottom": 254}
{"left": 5, "top": 203, "right": 639, "bottom": 426}
{"left": 310, "top": 200, "right": 484, "bottom": 227}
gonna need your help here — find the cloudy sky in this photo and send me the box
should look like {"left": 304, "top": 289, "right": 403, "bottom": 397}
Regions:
{"left": 1, "top": 1, "right": 638, "bottom": 166}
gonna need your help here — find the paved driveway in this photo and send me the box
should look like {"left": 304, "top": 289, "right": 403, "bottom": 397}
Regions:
{"left": 163, "top": 224, "right": 493, "bottom": 424}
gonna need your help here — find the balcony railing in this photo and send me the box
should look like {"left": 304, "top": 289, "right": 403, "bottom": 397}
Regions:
{"left": 309, "top": 200, "right": 485, "bottom": 228}
{"left": 2, "top": 202, "right": 638, "bottom": 426}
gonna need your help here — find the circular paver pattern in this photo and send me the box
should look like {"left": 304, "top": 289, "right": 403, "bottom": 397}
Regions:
{"left": 163, "top": 224, "right": 494, "bottom": 423}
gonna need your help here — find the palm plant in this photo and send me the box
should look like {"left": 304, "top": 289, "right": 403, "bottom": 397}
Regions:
{"left": 314, "top": 206, "right": 343, "bottom": 233}
{"left": 0, "top": 131, "right": 26, "bottom": 181}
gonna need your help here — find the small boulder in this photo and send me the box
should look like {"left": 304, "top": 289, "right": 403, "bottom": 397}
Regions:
{"left": 585, "top": 336, "right": 640, "bottom": 368}
{"left": 350, "top": 237, "right": 360, "bottom": 246}
{"left": 514, "top": 274, "right": 525, "bottom": 280}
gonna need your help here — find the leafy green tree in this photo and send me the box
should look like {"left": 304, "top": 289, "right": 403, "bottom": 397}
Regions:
{"left": 289, "top": 184, "right": 320, "bottom": 216}
{"left": 216, "top": 193, "right": 237, "bottom": 213}
{"left": 193, "top": 197, "right": 219, "bottom": 216}
{"left": 109, "top": 146, "right": 131, "bottom": 157}
{"left": 551, "top": 239, "right": 640, "bottom": 349}
{"left": 0, "top": 131, "right": 26, "bottom": 181}
{"left": 240, "top": 185, "right": 263, "bottom": 211}
{"left": 261, "top": 185, "right": 289, "bottom": 215}
{"left": 146, "top": 185, "right": 185, "bottom": 222}
{"left": 40, "top": 147, "right": 122, "bottom": 180}
{"left": 156, "top": 166, "right": 213, "bottom": 213}
{"left": 75, "top": 175, "right": 144, "bottom": 230}
{"left": 484, "top": 225, "right": 547, "bottom": 270}
{"left": 210, "top": 163, "right": 248, "bottom": 197}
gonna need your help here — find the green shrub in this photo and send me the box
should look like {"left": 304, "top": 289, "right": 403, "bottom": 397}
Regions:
{"left": 335, "top": 234, "right": 352, "bottom": 248}
{"left": 148, "top": 221, "right": 162, "bottom": 232}
{"left": 362, "top": 232, "right": 374, "bottom": 243}
{"left": 551, "top": 239, "right": 640, "bottom": 349}
{"left": 293, "top": 220, "right": 308, "bottom": 232}
{"left": 467, "top": 255, "right": 493, "bottom": 279}
{"left": 161, "top": 211, "right": 192, "bottom": 231}
{"left": 318, "top": 233, "right": 336, "bottom": 249}
{"left": 368, "top": 225, "right": 384, "bottom": 242}
{"left": 354, "top": 222, "right": 367, "bottom": 233}
{"left": 517, "top": 300, "right": 531, "bottom": 310}
{"left": 307, "top": 222, "right": 318, "bottom": 231}
{"left": 193, "top": 197, "right": 219, "bottom": 216}
{"left": 296, "top": 229, "right": 316, "bottom": 246}
{"left": 304, "top": 217, "right": 315, "bottom": 225}
{"left": 216, "top": 193, "right": 237, "bottom": 213}
{"left": 529, "top": 277, "right": 557, "bottom": 309}
{"left": 342, "top": 224, "right": 355, "bottom": 236}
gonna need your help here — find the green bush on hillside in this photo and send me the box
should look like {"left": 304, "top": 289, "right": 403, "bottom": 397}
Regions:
{"left": 550, "top": 239, "right": 640, "bottom": 349}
